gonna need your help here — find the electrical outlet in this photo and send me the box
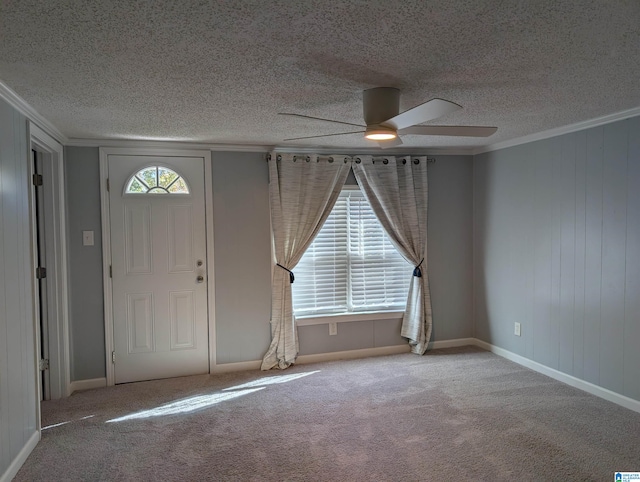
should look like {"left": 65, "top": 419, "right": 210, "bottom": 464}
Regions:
{"left": 329, "top": 322, "right": 337, "bottom": 336}
{"left": 514, "top": 322, "right": 521, "bottom": 337}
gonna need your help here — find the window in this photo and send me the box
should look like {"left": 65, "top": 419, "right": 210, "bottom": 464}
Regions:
{"left": 125, "top": 166, "right": 189, "bottom": 194}
{"left": 292, "top": 189, "right": 412, "bottom": 317}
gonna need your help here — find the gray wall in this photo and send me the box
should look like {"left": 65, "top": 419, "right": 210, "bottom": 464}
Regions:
{"left": 62, "top": 149, "right": 275, "bottom": 368}
{"left": 0, "top": 99, "right": 38, "bottom": 478}
{"left": 428, "top": 155, "right": 474, "bottom": 341}
{"left": 64, "top": 147, "right": 105, "bottom": 380}
{"left": 473, "top": 116, "right": 640, "bottom": 402}
{"left": 212, "top": 152, "right": 272, "bottom": 364}
{"left": 65, "top": 150, "right": 474, "bottom": 372}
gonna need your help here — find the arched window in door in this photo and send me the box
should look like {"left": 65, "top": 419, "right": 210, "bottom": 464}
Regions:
{"left": 124, "top": 166, "right": 190, "bottom": 194}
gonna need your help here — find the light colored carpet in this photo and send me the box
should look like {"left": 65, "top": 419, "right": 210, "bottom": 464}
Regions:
{"left": 15, "top": 346, "right": 640, "bottom": 481}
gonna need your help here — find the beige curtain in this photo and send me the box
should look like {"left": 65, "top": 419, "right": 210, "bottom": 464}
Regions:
{"left": 352, "top": 156, "right": 433, "bottom": 354}
{"left": 261, "top": 153, "right": 351, "bottom": 370}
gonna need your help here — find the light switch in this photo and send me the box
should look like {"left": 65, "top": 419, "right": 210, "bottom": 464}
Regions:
{"left": 82, "top": 230, "right": 94, "bottom": 246}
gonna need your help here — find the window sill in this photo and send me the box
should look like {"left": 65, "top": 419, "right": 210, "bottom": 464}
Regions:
{"left": 295, "top": 311, "right": 404, "bottom": 326}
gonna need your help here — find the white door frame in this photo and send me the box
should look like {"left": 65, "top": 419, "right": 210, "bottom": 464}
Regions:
{"left": 99, "top": 147, "right": 216, "bottom": 386}
{"left": 28, "top": 122, "right": 71, "bottom": 400}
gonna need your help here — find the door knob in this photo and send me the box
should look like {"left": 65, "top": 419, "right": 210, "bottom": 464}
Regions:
{"left": 196, "top": 275, "right": 204, "bottom": 283}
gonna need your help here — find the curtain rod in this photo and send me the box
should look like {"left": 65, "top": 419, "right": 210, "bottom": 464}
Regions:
{"left": 266, "top": 154, "right": 436, "bottom": 163}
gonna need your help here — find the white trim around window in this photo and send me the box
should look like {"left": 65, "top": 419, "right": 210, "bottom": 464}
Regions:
{"left": 296, "top": 310, "right": 404, "bottom": 326}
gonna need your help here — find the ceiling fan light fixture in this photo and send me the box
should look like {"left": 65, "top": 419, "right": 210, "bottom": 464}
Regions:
{"left": 364, "top": 127, "right": 397, "bottom": 140}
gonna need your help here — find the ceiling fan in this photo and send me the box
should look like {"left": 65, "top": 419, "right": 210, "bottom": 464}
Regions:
{"left": 279, "top": 87, "right": 497, "bottom": 148}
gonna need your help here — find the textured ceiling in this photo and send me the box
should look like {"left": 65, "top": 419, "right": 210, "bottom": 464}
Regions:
{"left": 1, "top": 0, "right": 639, "bottom": 150}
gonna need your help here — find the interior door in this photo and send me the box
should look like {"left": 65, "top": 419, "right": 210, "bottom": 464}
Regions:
{"left": 108, "top": 155, "right": 209, "bottom": 384}
{"left": 33, "top": 150, "right": 51, "bottom": 400}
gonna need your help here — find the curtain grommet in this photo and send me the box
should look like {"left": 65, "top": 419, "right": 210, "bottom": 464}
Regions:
{"left": 276, "top": 154, "right": 282, "bottom": 161}
{"left": 413, "top": 159, "right": 420, "bottom": 164}
{"left": 383, "top": 159, "right": 389, "bottom": 165}
{"left": 355, "top": 158, "right": 361, "bottom": 164}
{"left": 402, "top": 159, "right": 407, "bottom": 164}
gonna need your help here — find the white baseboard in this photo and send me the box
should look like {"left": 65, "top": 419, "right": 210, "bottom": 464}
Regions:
{"left": 211, "top": 344, "right": 412, "bottom": 374}
{"left": 69, "top": 377, "right": 107, "bottom": 394}
{"left": 211, "top": 340, "right": 476, "bottom": 374}
{"left": 429, "top": 337, "right": 476, "bottom": 349}
{"left": 473, "top": 339, "right": 640, "bottom": 414}
{"left": 297, "top": 344, "right": 410, "bottom": 365}
{"left": 0, "top": 430, "right": 39, "bottom": 482}
{"left": 211, "top": 360, "right": 262, "bottom": 374}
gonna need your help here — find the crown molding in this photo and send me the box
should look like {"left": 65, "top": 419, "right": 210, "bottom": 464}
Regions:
{"left": 5, "top": 75, "right": 638, "bottom": 157}
{"left": 0, "top": 80, "right": 68, "bottom": 145}
{"left": 66, "top": 138, "right": 474, "bottom": 156}
{"left": 474, "top": 106, "right": 640, "bottom": 155}
{"left": 272, "top": 146, "right": 474, "bottom": 156}
{"left": 59, "top": 106, "right": 640, "bottom": 156}
{"left": 66, "top": 138, "right": 273, "bottom": 152}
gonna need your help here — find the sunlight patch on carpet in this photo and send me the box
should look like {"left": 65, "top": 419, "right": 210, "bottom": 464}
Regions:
{"left": 223, "top": 370, "right": 321, "bottom": 391}
{"left": 106, "top": 388, "right": 264, "bottom": 422}
{"left": 43, "top": 415, "right": 95, "bottom": 431}
{"left": 42, "top": 421, "right": 70, "bottom": 431}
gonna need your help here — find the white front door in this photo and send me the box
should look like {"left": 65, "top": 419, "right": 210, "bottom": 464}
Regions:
{"left": 108, "top": 155, "right": 209, "bottom": 384}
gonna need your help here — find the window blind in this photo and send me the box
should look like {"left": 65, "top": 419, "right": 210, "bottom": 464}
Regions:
{"left": 292, "top": 189, "right": 412, "bottom": 316}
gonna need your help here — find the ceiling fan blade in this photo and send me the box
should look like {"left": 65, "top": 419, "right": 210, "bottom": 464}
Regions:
{"left": 382, "top": 98, "right": 462, "bottom": 130}
{"left": 278, "top": 113, "right": 366, "bottom": 128}
{"left": 399, "top": 125, "right": 498, "bottom": 137}
{"left": 283, "top": 130, "right": 366, "bottom": 141}
{"left": 377, "top": 137, "right": 403, "bottom": 149}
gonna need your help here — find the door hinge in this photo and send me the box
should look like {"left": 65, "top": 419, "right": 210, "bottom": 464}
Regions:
{"left": 39, "top": 358, "right": 49, "bottom": 371}
{"left": 106, "top": 178, "right": 110, "bottom": 192}
{"left": 112, "top": 351, "right": 116, "bottom": 364}
{"left": 36, "top": 266, "right": 47, "bottom": 279}
{"left": 33, "top": 173, "right": 43, "bottom": 186}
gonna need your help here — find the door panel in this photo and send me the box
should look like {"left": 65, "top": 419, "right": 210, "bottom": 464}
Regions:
{"left": 124, "top": 204, "right": 152, "bottom": 274}
{"left": 126, "top": 292, "right": 154, "bottom": 353}
{"left": 168, "top": 205, "right": 194, "bottom": 272}
{"left": 109, "top": 155, "right": 208, "bottom": 384}
{"left": 170, "top": 290, "right": 196, "bottom": 349}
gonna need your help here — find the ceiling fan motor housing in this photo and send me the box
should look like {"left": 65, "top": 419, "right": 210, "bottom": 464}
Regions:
{"left": 363, "top": 87, "right": 400, "bottom": 126}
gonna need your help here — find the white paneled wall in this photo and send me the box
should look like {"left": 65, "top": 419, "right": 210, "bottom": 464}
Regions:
{"left": 0, "top": 99, "right": 39, "bottom": 480}
{"left": 474, "top": 117, "right": 640, "bottom": 402}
